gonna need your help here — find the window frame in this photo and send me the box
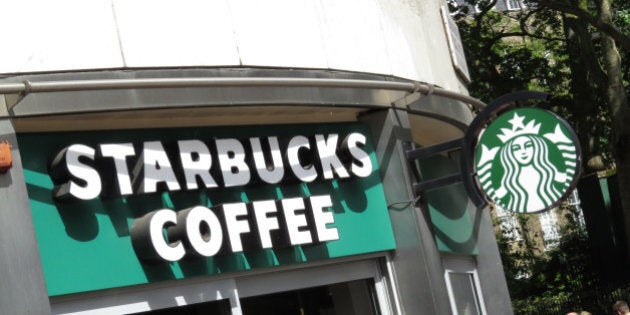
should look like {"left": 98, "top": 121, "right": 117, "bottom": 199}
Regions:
{"left": 505, "top": 0, "right": 521, "bottom": 11}
{"left": 443, "top": 256, "right": 488, "bottom": 315}
{"left": 50, "top": 258, "right": 392, "bottom": 315}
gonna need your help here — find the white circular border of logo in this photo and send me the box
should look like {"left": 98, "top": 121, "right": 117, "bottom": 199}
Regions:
{"left": 474, "top": 108, "right": 581, "bottom": 214}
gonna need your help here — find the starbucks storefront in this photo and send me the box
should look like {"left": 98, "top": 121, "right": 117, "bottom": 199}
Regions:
{"left": 0, "top": 68, "right": 514, "bottom": 314}
{"left": 18, "top": 110, "right": 396, "bottom": 314}
{"left": 0, "top": 1, "right": 514, "bottom": 313}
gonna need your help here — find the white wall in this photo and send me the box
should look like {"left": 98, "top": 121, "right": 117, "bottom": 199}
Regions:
{"left": 0, "top": 0, "right": 465, "bottom": 90}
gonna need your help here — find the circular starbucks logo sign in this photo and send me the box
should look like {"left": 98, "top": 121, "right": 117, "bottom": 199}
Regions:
{"left": 475, "top": 108, "right": 580, "bottom": 213}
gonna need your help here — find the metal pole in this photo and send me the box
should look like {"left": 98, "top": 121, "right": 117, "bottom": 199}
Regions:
{"left": 405, "top": 138, "right": 464, "bottom": 160}
{"left": 413, "top": 173, "right": 462, "bottom": 194}
{"left": 0, "top": 77, "right": 486, "bottom": 110}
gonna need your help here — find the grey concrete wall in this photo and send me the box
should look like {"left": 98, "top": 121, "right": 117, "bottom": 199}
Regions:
{"left": 361, "top": 107, "right": 514, "bottom": 314}
{"left": 473, "top": 205, "right": 515, "bottom": 314}
{"left": 0, "top": 118, "right": 51, "bottom": 314}
{"left": 361, "top": 109, "right": 452, "bottom": 314}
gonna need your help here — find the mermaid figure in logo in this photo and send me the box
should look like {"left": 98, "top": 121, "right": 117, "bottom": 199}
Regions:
{"left": 494, "top": 134, "right": 567, "bottom": 212}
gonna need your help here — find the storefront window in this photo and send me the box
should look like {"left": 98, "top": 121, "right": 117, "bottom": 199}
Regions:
{"left": 447, "top": 273, "right": 482, "bottom": 315}
{"left": 118, "top": 279, "right": 379, "bottom": 315}
{"left": 50, "top": 259, "right": 388, "bottom": 315}
{"left": 135, "top": 299, "right": 231, "bottom": 315}
{"left": 240, "top": 279, "right": 379, "bottom": 315}
{"left": 443, "top": 256, "right": 487, "bottom": 315}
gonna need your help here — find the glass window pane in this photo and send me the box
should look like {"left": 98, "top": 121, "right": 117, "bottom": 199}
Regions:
{"left": 506, "top": 0, "right": 521, "bottom": 10}
{"left": 240, "top": 279, "right": 378, "bottom": 315}
{"left": 448, "top": 273, "right": 481, "bottom": 315}
{"left": 134, "top": 299, "right": 231, "bottom": 315}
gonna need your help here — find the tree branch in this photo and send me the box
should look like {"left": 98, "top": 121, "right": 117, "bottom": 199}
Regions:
{"left": 474, "top": 0, "right": 501, "bottom": 35}
{"left": 538, "top": 1, "right": 630, "bottom": 52}
{"left": 563, "top": 11, "right": 610, "bottom": 94}
{"left": 519, "top": 9, "right": 565, "bottom": 42}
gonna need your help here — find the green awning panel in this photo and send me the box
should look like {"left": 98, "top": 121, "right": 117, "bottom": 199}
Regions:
{"left": 419, "top": 155, "right": 478, "bottom": 255}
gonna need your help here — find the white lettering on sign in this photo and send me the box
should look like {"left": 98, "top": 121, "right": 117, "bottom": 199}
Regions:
{"left": 100, "top": 143, "right": 135, "bottom": 195}
{"left": 131, "top": 195, "right": 337, "bottom": 262}
{"left": 177, "top": 140, "right": 218, "bottom": 190}
{"left": 148, "top": 209, "right": 185, "bottom": 262}
{"left": 50, "top": 132, "right": 372, "bottom": 262}
{"left": 216, "top": 139, "right": 251, "bottom": 188}
{"left": 344, "top": 133, "right": 372, "bottom": 178}
{"left": 315, "top": 134, "right": 350, "bottom": 180}
{"left": 252, "top": 199, "right": 280, "bottom": 249}
{"left": 143, "top": 141, "right": 181, "bottom": 194}
{"left": 282, "top": 197, "right": 313, "bottom": 246}
{"left": 223, "top": 202, "right": 251, "bottom": 252}
{"left": 286, "top": 135, "right": 317, "bottom": 183}
{"left": 181, "top": 206, "right": 223, "bottom": 257}
{"left": 309, "top": 195, "right": 340, "bottom": 242}
{"left": 51, "top": 144, "right": 102, "bottom": 200}
{"left": 250, "top": 137, "right": 284, "bottom": 184}
{"left": 49, "top": 133, "right": 372, "bottom": 200}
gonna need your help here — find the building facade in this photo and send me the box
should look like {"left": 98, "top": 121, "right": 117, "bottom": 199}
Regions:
{"left": 0, "top": 0, "right": 512, "bottom": 314}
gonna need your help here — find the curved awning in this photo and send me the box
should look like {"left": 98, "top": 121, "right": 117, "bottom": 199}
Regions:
{"left": 0, "top": 69, "right": 484, "bottom": 146}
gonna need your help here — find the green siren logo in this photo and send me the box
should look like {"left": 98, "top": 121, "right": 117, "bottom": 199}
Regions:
{"left": 475, "top": 108, "right": 580, "bottom": 213}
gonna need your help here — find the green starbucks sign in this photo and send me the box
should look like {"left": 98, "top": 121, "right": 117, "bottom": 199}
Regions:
{"left": 405, "top": 92, "right": 581, "bottom": 215}
{"left": 475, "top": 107, "right": 580, "bottom": 213}
{"left": 18, "top": 122, "right": 396, "bottom": 296}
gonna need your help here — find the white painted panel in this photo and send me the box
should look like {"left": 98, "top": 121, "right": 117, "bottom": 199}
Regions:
{"left": 0, "top": 0, "right": 465, "bottom": 90}
{"left": 376, "top": 0, "right": 435, "bottom": 83}
{"left": 229, "top": 0, "right": 328, "bottom": 68}
{"left": 318, "top": 0, "right": 392, "bottom": 76}
{"left": 419, "top": 1, "right": 461, "bottom": 90}
{"left": 0, "top": 0, "right": 123, "bottom": 73}
{"left": 52, "top": 278, "right": 237, "bottom": 314}
{"left": 113, "top": 0, "right": 240, "bottom": 67}
{"left": 55, "top": 302, "right": 151, "bottom": 315}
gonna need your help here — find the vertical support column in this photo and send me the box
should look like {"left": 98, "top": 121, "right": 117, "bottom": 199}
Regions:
{"left": 471, "top": 205, "right": 515, "bottom": 314}
{"left": 0, "top": 117, "right": 52, "bottom": 314}
{"left": 360, "top": 109, "right": 451, "bottom": 314}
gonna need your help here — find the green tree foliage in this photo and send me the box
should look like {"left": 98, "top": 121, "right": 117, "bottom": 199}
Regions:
{"left": 450, "top": 0, "right": 630, "bottom": 169}
{"left": 493, "top": 212, "right": 545, "bottom": 298}
{"left": 494, "top": 205, "right": 598, "bottom": 308}
{"left": 613, "top": 1, "right": 630, "bottom": 96}
{"left": 529, "top": 207, "right": 597, "bottom": 297}
{"left": 449, "top": 0, "right": 618, "bottom": 168}
{"left": 451, "top": 0, "right": 630, "bottom": 305}
{"left": 450, "top": 1, "right": 570, "bottom": 103}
